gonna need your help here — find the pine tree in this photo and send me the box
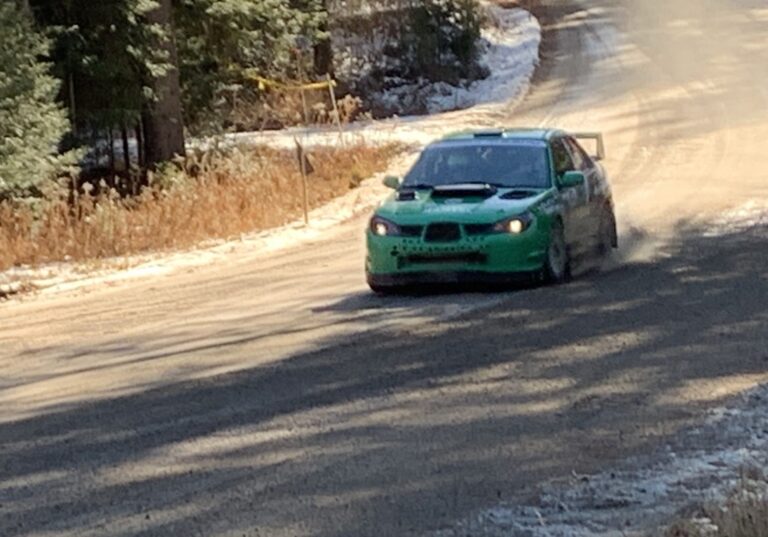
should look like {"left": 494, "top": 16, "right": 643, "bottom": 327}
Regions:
{"left": 174, "top": 0, "right": 328, "bottom": 132}
{"left": 0, "top": 2, "right": 74, "bottom": 199}
{"left": 30, "top": 0, "right": 184, "bottom": 171}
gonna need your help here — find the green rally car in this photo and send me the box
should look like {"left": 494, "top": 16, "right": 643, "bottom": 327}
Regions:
{"left": 365, "top": 128, "right": 618, "bottom": 293}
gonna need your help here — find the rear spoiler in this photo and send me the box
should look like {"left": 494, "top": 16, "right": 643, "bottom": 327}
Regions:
{"left": 572, "top": 132, "right": 606, "bottom": 161}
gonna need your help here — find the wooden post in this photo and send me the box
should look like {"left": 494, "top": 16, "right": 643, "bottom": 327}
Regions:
{"left": 297, "top": 50, "right": 311, "bottom": 225}
{"left": 295, "top": 138, "right": 310, "bottom": 226}
{"left": 327, "top": 73, "right": 345, "bottom": 146}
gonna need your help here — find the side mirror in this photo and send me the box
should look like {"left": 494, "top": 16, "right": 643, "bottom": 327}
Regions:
{"left": 559, "top": 170, "right": 585, "bottom": 188}
{"left": 382, "top": 175, "right": 401, "bottom": 190}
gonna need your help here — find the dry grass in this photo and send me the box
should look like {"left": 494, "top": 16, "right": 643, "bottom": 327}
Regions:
{"left": 665, "top": 471, "right": 768, "bottom": 537}
{"left": 230, "top": 89, "right": 368, "bottom": 131}
{"left": 0, "top": 143, "right": 399, "bottom": 271}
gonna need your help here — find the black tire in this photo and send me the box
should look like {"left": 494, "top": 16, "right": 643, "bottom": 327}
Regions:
{"left": 543, "top": 220, "right": 570, "bottom": 284}
{"left": 597, "top": 206, "right": 618, "bottom": 257}
{"left": 369, "top": 283, "right": 393, "bottom": 295}
{"left": 367, "top": 273, "right": 397, "bottom": 295}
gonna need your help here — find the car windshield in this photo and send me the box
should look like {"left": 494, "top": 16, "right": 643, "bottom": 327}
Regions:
{"left": 401, "top": 141, "right": 551, "bottom": 189}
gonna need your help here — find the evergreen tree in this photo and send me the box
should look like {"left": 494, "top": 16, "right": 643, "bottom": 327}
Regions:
{"left": 0, "top": 2, "right": 74, "bottom": 199}
{"left": 405, "top": 0, "right": 484, "bottom": 82}
{"left": 174, "top": 0, "right": 327, "bottom": 131}
{"left": 31, "top": 0, "right": 184, "bottom": 170}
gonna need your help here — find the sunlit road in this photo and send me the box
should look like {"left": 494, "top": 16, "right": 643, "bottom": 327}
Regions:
{"left": 2, "top": 1, "right": 768, "bottom": 536}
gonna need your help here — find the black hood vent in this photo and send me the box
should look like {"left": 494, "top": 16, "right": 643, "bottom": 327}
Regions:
{"left": 396, "top": 190, "right": 418, "bottom": 201}
{"left": 431, "top": 183, "right": 497, "bottom": 199}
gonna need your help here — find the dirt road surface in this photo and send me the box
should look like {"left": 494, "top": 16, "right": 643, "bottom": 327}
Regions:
{"left": 2, "top": 1, "right": 768, "bottom": 536}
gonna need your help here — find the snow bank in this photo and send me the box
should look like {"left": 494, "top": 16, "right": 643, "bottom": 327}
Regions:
{"left": 366, "top": 7, "right": 542, "bottom": 116}
{"left": 426, "top": 7, "right": 542, "bottom": 114}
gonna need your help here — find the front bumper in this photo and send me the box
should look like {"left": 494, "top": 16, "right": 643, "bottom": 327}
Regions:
{"left": 366, "top": 225, "right": 549, "bottom": 287}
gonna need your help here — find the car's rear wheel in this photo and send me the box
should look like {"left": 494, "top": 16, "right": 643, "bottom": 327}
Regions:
{"left": 597, "top": 206, "right": 618, "bottom": 257}
{"left": 543, "top": 220, "right": 570, "bottom": 284}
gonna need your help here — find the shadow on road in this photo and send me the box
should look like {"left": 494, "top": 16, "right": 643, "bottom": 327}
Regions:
{"left": 4, "top": 1, "right": 768, "bottom": 534}
{"left": 1, "top": 222, "right": 767, "bottom": 537}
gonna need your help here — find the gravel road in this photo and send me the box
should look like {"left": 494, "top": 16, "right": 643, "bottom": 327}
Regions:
{"left": 1, "top": 1, "right": 767, "bottom": 536}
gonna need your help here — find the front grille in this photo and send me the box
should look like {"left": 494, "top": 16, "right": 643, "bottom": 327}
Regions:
{"left": 406, "top": 252, "right": 487, "bottom": 265}
{"left": 400, "top": 225, "right": 424, "bottom": 238}
{"left": 464, "top": 223, "right": 495, "bottom": 236}
{"left": 424, "top": 223, "right": 461, "bottom": 243}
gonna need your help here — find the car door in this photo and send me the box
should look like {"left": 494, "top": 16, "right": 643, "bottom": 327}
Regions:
{"left": 550, "top": 137, "right": 590, "bottom": 256}
{"left": 564, "top": 136, "right": 609, "bottom": 248}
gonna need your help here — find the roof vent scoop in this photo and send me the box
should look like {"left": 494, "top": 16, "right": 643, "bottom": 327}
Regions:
{"left": 472, "top": 130, "right": 504, "bottom": 138}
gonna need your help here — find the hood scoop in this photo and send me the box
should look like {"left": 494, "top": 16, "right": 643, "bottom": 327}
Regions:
{"left": 431, "top": 183, "right": 497, "bottom": 199}
{"left": 396, "top": 190, "right": 418, "bottom": 201}
{"left": 500, "top": 189, "right": 539, "bottom": 200}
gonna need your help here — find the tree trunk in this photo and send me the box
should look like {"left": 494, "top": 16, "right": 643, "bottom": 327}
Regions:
{"left": 313, "top": 39, "right": 333, "bottom": 77}
{"left": 135, "top": 121, "right": 144, "bottom": 168}
{"left": 313, "top": 0, "right": 334, "bottom": 76}
{"left": 121, "top": 125, "right": 131, "bottom": 172}
{"left": 108, "top": 129, "right": 115, "bottom": 176}
{"left": 142, "top": 0, "right": 185, "bottom": 168}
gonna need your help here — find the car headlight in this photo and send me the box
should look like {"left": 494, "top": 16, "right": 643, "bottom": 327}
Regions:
{"left": 369, "top": 215, "right": 401, "bottom": 237}
{"left": 493, "top": 213, "right": 534, "bottom": 234}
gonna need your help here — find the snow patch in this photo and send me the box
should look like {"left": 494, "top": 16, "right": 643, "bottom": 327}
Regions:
{"left": 365, "top": 7, "right": 542, "bottom": 116}
{"left": 704, "top": 200, "right": 768, "bottom": 236}
{"left": 431, "top": 7, "right": 541, "bottom": 113}
{"left": 432, "top": 385, "right": 768, "bottom": 537}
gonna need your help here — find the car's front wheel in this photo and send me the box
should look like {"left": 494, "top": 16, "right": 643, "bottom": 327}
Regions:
{"left": 369, "top": 283, "right": 393, "bottom": 295}
{"left": 543, "top": 220, "right": 570, "bottom": 284}
{"left": 367, "top": 272, "right": 397, "bottom": 295}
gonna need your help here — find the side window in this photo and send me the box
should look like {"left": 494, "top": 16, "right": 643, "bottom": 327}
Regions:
{"left": 564, "top": 137, "right": 593, "bottom": 171}
{"left": 551, "top": 138, "right": 574, "bottom": 176}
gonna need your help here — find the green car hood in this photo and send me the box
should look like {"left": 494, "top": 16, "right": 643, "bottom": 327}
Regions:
{"left": 375, "top": 187, "right": 553, "bottom": 224}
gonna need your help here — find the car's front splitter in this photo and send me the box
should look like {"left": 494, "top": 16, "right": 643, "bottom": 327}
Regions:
{"left": 367, "top": 269, "right": 540, "bottom": 289}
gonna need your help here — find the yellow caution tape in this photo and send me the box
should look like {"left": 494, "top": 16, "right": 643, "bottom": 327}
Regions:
{"left": 245, "top": 71, "right": 337, "bottom": 92}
